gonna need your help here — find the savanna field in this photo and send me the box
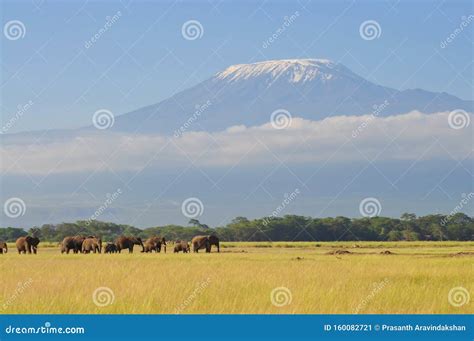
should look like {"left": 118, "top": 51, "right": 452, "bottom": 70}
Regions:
{"left": 1, "top": 242, "right": 472, "bottom": 314}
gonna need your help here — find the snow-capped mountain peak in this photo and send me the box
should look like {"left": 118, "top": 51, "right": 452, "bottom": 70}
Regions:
{"left": 215, "top": 59, "right": 343, "bottom": 84}
{"left": 82, "top": 58, "right": 471, "bottom": 134}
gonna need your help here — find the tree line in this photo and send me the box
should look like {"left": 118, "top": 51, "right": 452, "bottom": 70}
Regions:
{"left": 0, "top": 213, "right": 472, "bottom": 242}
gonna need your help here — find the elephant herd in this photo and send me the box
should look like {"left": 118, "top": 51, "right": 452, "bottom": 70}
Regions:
{"left": 0, "top": 234, "right": 220, "bottom": 255}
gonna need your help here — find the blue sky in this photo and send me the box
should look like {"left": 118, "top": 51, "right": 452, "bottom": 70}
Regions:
{"left": 1, "top": 0, "right": 472, "bottom": 132}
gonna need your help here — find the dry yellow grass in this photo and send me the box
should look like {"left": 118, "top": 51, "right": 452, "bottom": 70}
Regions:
{"left": 0, "top": 242, "right": 472, "bottom": 314}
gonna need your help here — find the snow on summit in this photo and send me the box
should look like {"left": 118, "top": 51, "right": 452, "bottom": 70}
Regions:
{"left": 215, "top": 59, "right": 342, "bottom": 83}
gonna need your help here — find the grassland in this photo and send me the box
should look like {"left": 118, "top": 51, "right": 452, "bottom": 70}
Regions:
{"left": 1, "top": 241, "right": 472, "bottom": 314}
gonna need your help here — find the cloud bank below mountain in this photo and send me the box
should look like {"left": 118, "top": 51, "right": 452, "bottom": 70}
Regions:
{"left": 1, "top": 111, "right": 471, "bottom": 175}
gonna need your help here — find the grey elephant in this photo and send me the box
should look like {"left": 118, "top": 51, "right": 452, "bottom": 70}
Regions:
{"left": 115, "top": 236, "right": 144, "bottom": 253}
{"left": 174, "top": 241, "right": 190, "bottom": 253}
{"left": 104, "top": 243, "right": 118, "bottom": 253}
{"left": 60, "top": 235, "right": 88, "bottom": 254}
{"left": 0, "top": 240, "right": 7, "bottom": 254}
{"left": 82, "top": 236, "right": 102, "bottom": 253}
{"left": 143, "top": 236, "right": 167, "bottom": 253}
{"left": 191, "top": 235, "right": 220, "bottom": 253}
{"left": 16, "top": 236, "right": 40, "bottom": 254}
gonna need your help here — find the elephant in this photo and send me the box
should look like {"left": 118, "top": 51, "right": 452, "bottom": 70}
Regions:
{"left": 104, "top": 243, "right": 118, "bottom": 253}
{"left": 143, "top": 236, "right": 167, "bottom": 253}
{"left": 60, "top": 235, "right": 88, "bottom": 254}
{"left": 115, "top": 236, "right": 144, "bottom": 253}
{"left": 174, "top": 241, "right": 190, "bottom": 253}
{"left": 0, "top": 240, "right": 7, "bottom": 254}
{"left": 16, "top": 236, "right": 40, "bottom": 254}
{"left": 192, "top": 235, "right": 220, "bottom": 253}
{"left": 82, "top": 237, "right": 102, "bottom": 253}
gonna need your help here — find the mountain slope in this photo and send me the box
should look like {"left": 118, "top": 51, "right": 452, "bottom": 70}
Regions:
{"left": 105, "top": 59, "right": 472, "bottom": 135}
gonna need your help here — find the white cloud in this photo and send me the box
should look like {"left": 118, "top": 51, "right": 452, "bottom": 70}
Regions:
{"left": 1, "top": 111, "right": 471, "bottom": 175}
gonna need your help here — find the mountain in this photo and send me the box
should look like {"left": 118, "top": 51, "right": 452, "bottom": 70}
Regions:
{"left": 103, "top": 59, "right": 472, "bottom": 134}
